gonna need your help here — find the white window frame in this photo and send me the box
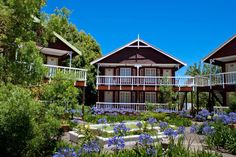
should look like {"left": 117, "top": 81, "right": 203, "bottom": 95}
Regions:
{"left": 145, "top": 92, "right": 156, "bottom": 103}
{"left": 120, "top": 68, "right": 131, "bottom": 76}
{"left": 145, "top": 68, "right": 156, "bottom": 76}
{"left": 119, "top": 91, "right": 131, "bottom": 103}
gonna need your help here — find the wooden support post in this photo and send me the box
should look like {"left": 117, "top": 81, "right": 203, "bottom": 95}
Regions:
{"left": 191, "top": 91, "right": 193, "bottom": 114}
{"left": 222, "top": 91, "right": 227, "bottom": 106}
{"left": 177, "top": 92, "right": 180, "bottom": 111}
{"left": 196, "top": 90, "right": 199, "bottom": 112}
{"left": 82, "top": 87, "right": 85, "bottom": 120}
{"left": 185, "top": 92, "right": 188, "bottom": 110}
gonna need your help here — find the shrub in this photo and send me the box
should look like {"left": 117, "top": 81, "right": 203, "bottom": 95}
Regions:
{"left": 0, "top": 85, "right": 61, "bottom": 156}
{"left": 205, "top": 122, "right": 236, "bottom": 154}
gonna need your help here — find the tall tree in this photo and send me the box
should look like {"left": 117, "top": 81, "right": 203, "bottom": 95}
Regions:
{"left": 0, "top": 0, "right": 46, "bottom": 85}
{"left": 43, "top": 8, "right": 102, "bottom": 105}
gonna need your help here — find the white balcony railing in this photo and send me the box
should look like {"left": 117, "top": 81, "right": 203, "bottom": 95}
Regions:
{"left": 44, "top": 64, "right": 87, "bottom": 81}
{"left": 95, "top": 102, "right": 177, "bottom": 112}
{"left": 96, "top": 76, "right": 195, "bottom": 87}
{"left": 195, "top": 71, "right": 236, "bottom": 87}
{"left": 96, "top": 71, "right": 236, "bottom": 88}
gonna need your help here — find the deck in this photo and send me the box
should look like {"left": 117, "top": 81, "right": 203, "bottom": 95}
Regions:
{"left": 44, "top": 64, "right": 87, "bottom": 87}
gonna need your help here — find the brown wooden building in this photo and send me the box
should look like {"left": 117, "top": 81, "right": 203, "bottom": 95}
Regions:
{"left": 196, "top": 35, "right": 236, "bottom": 110}
{"left": 91, "top": 37, "right": 193, "bottom": 111}
{"left": 39, "top": 32, "right": 87, "bottom": 87}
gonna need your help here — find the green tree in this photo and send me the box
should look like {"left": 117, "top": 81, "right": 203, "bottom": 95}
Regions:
{"left": 185, "top": 62, "right": 222, "bottom": 110}
{"left": 43, "top": 8, "right": 102, "bottom": 105}
{"left": 0, "top": 0, "right": 46, "bottom": 85}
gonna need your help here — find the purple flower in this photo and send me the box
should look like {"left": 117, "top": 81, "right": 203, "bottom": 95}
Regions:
{"left": 190, "top": 125, "right": 197, "bottom": 133}
{"left": 98, "top": 118, "right": 107, "bottom": 124}
{"left": 147, "top": 117, "right": 157, "bottom": 125}
{"left": 114, "top": 123, "right": 130, "bottom": 136}
{"left": 138, "top": 133, "right": 154, "bottom": 146}
{"left": 83, "top": 140, "right": 100, "bottom": 153}
{"left": 202, "top": 125, "right": 215, "bottom": 135}
{"left": 136, "top": 122, "right": 143, "bottom": 129}
{"left": 147, "top": 146, "right": 157, "bottom": 156}
{"left": 164, "top": 128, "right": 177, "bottom": 137}
{"left": 108, "top": 136, "right": 125, "bottom": 150}
{"left": 195, "top": 109, "right": 210, "bottom": 121}
{"left": 159, "top": 122, "right": 168, "bottom": 129}
{"left": 177, "top": 126, "right": 185, "bottom": 134}
{"left": 53, "top": 148, "right": 77, "bottom": 157}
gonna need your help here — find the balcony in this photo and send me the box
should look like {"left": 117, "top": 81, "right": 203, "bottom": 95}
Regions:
{"left": 96, "top": 76, "right": 195, "bottom": 87}
{"left": 195, "top": 71, "right": 236, "bottom": 87}
{"left": 44, "top": 64, "right": 87, "bottom": 81}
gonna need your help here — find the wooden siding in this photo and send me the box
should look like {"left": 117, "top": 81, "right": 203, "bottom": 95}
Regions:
{"left": 204, "top": 37, "right": 236, "bottom": 65}
{"left": 97, "top": 47, "right": 181, "bottom": 66}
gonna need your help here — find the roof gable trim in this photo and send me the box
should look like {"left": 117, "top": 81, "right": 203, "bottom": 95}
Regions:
{"left": 91, "top": 38, "right": 186, "bottom": 66}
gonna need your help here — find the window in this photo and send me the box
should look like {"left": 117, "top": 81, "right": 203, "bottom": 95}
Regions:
{"left": 119, "top": 91, "right": 131, "bottom": 103}
{"left": 145, "top": 68, "right": 156, "bottom": 76}
{"left": 145, "top": 68, "right": 156, "bottom": 84}
{"left": 145, "top": 92, "right": 156, "bottom": 103}
{"left": 120, "top": 68, "right": 131, "bottom": 76}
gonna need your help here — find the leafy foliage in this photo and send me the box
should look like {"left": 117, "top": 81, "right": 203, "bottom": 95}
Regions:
{"left": 0, "top": 84, "right": 61, "bottom": 156}
{"left": 0, "top": 0, "right": 46, "bottom": 85}
{"left": 43, "top": 8, "right": 102, "bottom": 105}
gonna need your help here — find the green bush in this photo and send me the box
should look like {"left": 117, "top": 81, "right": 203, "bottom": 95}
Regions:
{"left": 165, "top": 115, "right": 192, "bottom": 127}
{"left": 205, "top": 122, "right": 236, "bottom": 154}
{"left": 0, "top": 84, "right": 61, "bottom": 156}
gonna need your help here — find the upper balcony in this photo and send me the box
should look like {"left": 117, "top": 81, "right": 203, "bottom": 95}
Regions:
{"left": 195, "top": 71, "right": 236, "bottom": 88}
{"left": 96, "top": 75, "right": 195, "bottom": 89}
{"left": 44, "top": 64, "right": 87, "bottom": 86}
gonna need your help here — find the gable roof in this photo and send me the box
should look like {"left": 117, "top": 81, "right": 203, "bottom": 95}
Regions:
{"left": 202, "top": 35, "right": 236, "bottom": 63}
{"left": 53, "top": 32, "right": 82, "bottom": 55}
{"left": 91, "top": 38, "right": 186, "bottom": 66}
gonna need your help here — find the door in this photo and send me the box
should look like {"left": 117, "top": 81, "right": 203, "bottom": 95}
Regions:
{"left": 145, "top": 92, "right": 157, "bottom": 103}
{"left": 226, "top": 62, "right": 236, "bottom": 84}
{"left": 105, "top": 68, "right": 114, "bottom": 84}
{"left": 145, "top": 68, "right": 156, "bottom": 84}
{"left": 120, "top": 68, "right": 132, "bottom": 84}
{"left": 104, "top": 91, "right": 113, "bottom": 102}
{"left": 162, "top": 69, "right": 172, "bottom": 85}
{"left": 119, "top": 91, "right": 131, "bottom": 103}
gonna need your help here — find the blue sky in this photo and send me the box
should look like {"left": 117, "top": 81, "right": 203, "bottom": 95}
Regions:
{"left": 43, "top": 0, "right": 236, "bottom": 75}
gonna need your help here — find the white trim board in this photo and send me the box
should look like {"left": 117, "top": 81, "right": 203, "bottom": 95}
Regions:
{"left": 202, "top": 35, "right": 236, "bottom": 63}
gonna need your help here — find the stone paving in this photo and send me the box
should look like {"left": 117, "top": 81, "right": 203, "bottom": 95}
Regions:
{"left": 62, "top": 125, "right": 236, "bottom": 157}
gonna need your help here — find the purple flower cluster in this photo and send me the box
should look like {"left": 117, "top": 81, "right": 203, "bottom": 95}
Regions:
{"left": 147, "top": 117, "right": 157, "bottom": 125}
{"left": 164, "top": 128, "right": 177, "bottom": 137}
{"left": 53, "top": 148, "right": 77, "bottom": 157}
{"left": 159, "top": 122, "right": 168, "bottom": 130}
{"left": 114, "top": 123, "right": 130, "bottom": 136}
{"left": 190, "top": 124, "right": 197, "bottom": 133}
{"left": 138, "top": 133, "right": 154, "bottom": 146}
{"left": 202, "top": 125, "right": 215, "bottom": 135}
{"left": 213, "top": 112, "right": 236, "bottom": 125}
{"left": 82, "top": 140, "right": 100, "bottom": 153}
{"left": 179, "top": 110, "right": 193, "bottom": 118}
{"left": 108, "top": 136, "right": 125, "bottom": 150}
{"left": 147, "top": 146, "right": 157, "bottom": 156}
{"left": 91, "top": 106, "right": 138, "bottom": 115}
{"left": 177, "top": 126, "right": 185, "bottom": 134}
{"left": 98, "top": 118, "right": 107, "bottom": 124}
{"left": 195, "top": 109, "right": 210, "bottom": 121}
{"left": 136, "top": 121, "right": 143, "bottom": 129}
